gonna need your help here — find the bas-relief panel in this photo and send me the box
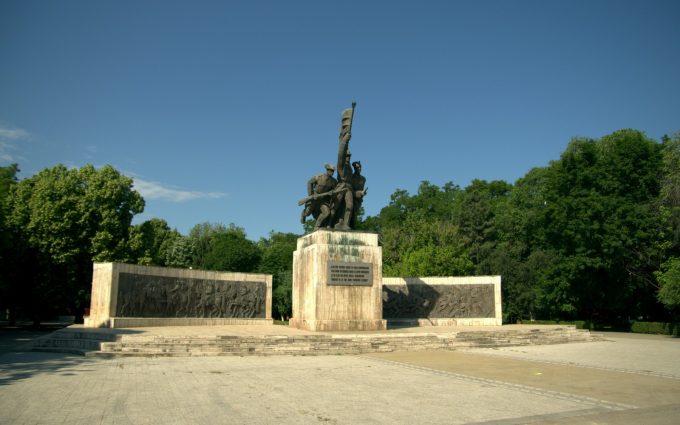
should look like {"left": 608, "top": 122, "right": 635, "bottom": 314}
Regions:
{"left": 382, "top": 283, "right": 495, "bottom": 318}
{"left": 115, "top": 273, "right": 266, "bottom": 318}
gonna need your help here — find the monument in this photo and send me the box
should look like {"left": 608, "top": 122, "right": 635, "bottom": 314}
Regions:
{"left": 85, "top": 262, "right": 272, "bottom": 328}
{"left": 291, "top": 103, "right": 386, "bottom": 331}
{"left": 382, "top": 276, "right": 503, "bottom": 326}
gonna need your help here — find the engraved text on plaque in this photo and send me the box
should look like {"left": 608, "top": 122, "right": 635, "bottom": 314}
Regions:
{"left": 327, "top": 262, "right": 373, "bottom": 286}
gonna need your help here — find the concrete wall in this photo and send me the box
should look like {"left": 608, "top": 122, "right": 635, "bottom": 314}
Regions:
{"left": 85, "top": 262, "right": 272, "bottom": 328}
{"left": 382, "top": 276, "right": 502, "bottom": 326}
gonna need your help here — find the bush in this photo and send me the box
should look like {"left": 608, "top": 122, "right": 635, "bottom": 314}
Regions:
{"left": 630, "top": 321, "right": 679, "bottom": 336}
{"left": 524, "top": 320, "right": 593, "bottom": 329}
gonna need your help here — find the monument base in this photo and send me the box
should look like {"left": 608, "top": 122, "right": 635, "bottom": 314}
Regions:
{"left": 85, "top": 317, "right": 273, "bottom": 328}
{"left": 290, "top": 230, "right": 385, "bottom": 332}
{"left": 289, "top": 318, "right": 386, "bottom": 332}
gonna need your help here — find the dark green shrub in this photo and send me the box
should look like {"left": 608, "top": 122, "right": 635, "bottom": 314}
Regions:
{"left": 630, "top": 321, "right": 679, "bottom": 336}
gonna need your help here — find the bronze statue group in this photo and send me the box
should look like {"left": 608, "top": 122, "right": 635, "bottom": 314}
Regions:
{"left": 299, "top": 103, "right": 367, "bottom": 231}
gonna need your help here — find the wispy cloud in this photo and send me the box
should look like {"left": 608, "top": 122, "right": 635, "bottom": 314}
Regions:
{"left": 0, "top": 125, "right": 29, "bottom": 163}
{"left": 84, "top": 145, "right": 97, "bottom": 159}
{"left": 133, "top": 178, "right": 226, "bottom": 202}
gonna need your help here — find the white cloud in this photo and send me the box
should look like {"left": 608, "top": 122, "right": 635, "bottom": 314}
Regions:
{"left": 133, "top": 178, "right": 226, "bottom": 202}
{"left": 0, "top": 125, "right": 29, "bottom": 163}
{"left": 0, "top": 127, "right": 29, "bottom": 140}
{"left": 84, "top": 145, "right": 97, "bottom": 159}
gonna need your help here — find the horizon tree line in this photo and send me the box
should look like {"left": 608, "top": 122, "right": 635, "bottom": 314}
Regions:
{"left": 1, "top": 129, "right": 678, "bottom": 324}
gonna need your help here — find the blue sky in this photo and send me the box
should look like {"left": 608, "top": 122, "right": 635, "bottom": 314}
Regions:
{"left": 1, "top": 0, "right": 679, "bottom": 240}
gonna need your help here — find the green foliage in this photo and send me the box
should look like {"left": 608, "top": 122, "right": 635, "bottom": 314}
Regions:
{"left": 187, "top": 222, "right": 230, "bottom": 269}
{"left": 386, "top": 245, "right": 473, "bottom": 277}
{"left": 0, "top": 164, "right": 19, "bottom": 248}
{"left": 258, "top": 232, "right": 297, "bottom": 274}
{"left": 3, "top": 164, "right": 144, "bottom": 322}
{"left": 509, "top": 130, "right": 665, "bottom": 321}
{"left": 660, "top": 134, "right": 680, "bottom": 248}
{"left": 457, "top": 179, "right": 511, "bottom": 266}
{"left": 203, "top": 227, "right": 261, "bottom": 272}
{"left": 0, "top": 164, "right": 20, "bottom": 322}
{"left": 521, "top": 320, "right": 593, "bottom": 330}
{"left": 164, "top": 235, "right": 194, "bottom": 268}
{"left": 129, "top": 218, "right": 184, "bottom": 266}
{"left": 258, "top": 232, "right": 298, "bottom": 319}
{"left": 630, "top": 321, "right": 679, "bottom": 335}
{"left": 656, "top": 257, "right": 680, "bottom": 310}
{"left": 8, "top": 165, "right": 144, "bottom": 264}
{"left": 0, "top": 163, "right": 19, "bottom": 201}
{"left": 378, "top": 182, "right": 466, "bottom": 274}
{"left": 272, "top": 269, "right": 293, "bottom": 320}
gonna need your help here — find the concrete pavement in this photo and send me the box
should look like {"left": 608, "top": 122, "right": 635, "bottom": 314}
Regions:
{"left": 0, "top": 332, "right": 678, "bottom": 424}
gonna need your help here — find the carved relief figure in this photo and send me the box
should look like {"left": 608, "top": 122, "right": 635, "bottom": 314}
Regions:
{"left": 382, "top": 284, "right": 495, "bottom": 319}
{"left": 115, "top": 274, "right": 266, "bottom": 318}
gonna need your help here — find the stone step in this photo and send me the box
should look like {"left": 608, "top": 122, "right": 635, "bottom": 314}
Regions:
{"left": 35, "top": 326, "right": 600, "bottom": 357}
{"left": 29, "top": 328, "right": 119, "bottom": 354}
{"left": 32, "top": 338, "right": 103, "bottom": 350}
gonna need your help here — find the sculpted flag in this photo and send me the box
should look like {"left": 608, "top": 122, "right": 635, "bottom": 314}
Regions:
{"left": 340, "top": 102, "right": 356, "bottom": 139}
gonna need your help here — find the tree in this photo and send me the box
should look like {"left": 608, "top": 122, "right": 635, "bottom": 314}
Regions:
{"left": 457, "top": 179, "right": 511, "bottom": 267}
{"left": 202, "top": 225, "right": 261, "bottom": 272}
{"left": 376, "top": 182, "right": 470, "bottom": 277}
{"left": 187, "top": 222, "right": 230, "bottom": 269}
{"left": 659, "top": 134, "right": 680, "bottom": 252}
{"left": 258, "top": 232, "right": 298, "bottom": 320}
{"left": 655, "top": 134, "right": 680, "bottom": 314}
{"left": 272, "top": 269, "right": 293, "bottom": 320}
{"left": 524, "top": 130, "right": 663, "bottom": 321}
{"left": 657, "top": 257, "right": 680, "bottom": 311}
{"left": 129, "top": 218, "right": 182, "bottom": 266}
{"left": 0, "top": 164, "right": 19, "bottom": 323}
{"left": 393, "top": 245, "right": 473, "bottom": 277}
{"left": 5, "top": 164, "right": 144, "bottom": 323}
{"left": 479, "top": 167, "right": 553, "bottom": 322}
{"left": 164, "top": 235, "right": 194, "bottom": 268}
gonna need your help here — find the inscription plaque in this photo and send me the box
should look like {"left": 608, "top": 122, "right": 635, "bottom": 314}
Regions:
{"left": 327, "top": 262, "right": 373, "bottom": 286}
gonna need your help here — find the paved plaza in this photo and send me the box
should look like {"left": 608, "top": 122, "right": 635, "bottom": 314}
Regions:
{"left": 0, "top": 330, "right": 678, "bottom": 424}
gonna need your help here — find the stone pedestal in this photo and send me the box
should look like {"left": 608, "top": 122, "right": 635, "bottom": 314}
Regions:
{"left": 289, "top": 230, "right": 386, "bottom": 331}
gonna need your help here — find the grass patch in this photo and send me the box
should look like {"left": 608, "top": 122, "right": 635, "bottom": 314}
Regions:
{"left": 517, "top": 319, "right": 679, "bottom": 335}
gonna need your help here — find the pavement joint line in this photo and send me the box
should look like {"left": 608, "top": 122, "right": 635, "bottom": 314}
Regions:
{"left": 362, "top": 356, "right": 638, "bottom": 411}
{"left": 461, "top": 350, "right": 680, "bottom": 380}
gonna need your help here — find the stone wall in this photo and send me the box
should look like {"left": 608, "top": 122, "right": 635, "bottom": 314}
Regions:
{"left": 289, "top": 230, "right": 386, "bottom": 331}
{"left": 382, "top": 276, "right": 502, "bottom": 326}
{"left": 85, "top": 262, "right": 272, "bottom": 328}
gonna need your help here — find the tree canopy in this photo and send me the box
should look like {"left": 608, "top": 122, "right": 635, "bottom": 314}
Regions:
{"left": 2, "top": 164, "right": 144, "bottom": 323}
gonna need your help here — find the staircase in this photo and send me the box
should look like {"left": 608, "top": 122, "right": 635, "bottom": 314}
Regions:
{"left": 30, "top": 328, "right": 119, "bottom": 356}
{"left": 30, "top": 326, "right": 600, "bottom": 358}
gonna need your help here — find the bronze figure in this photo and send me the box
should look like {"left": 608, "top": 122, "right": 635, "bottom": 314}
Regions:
{"left": 299, "top": 102, "right": 366, "bottom": 231}
{"left": 300, "top": 163, "right": 338, "bottom": 229}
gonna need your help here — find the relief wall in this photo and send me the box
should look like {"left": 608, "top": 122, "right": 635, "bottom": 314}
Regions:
{"left": 382, "top": 283, "right": 495, "bottom": 319}
{"left": 116, "top": 273, "right": 266, "bottom": 318}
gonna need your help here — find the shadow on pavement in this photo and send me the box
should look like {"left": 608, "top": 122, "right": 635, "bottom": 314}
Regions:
{"left": 0, "top": 323, "right": 92, "bottom": 387}
{"left": 0, "top": 351, "right": 96, "bottom": 387}
{"left": 0, "top": 323, "right": 70, "bottom": 353}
